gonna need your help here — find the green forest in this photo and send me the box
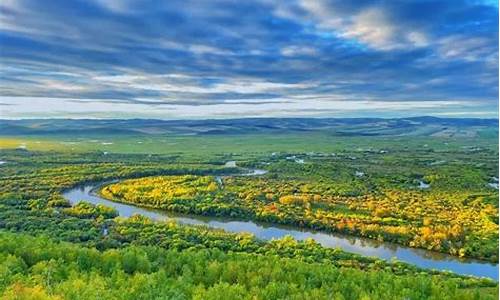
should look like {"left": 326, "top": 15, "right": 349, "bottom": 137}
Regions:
{"left": 0, "top": 131, "right": 498, "bottom": 299}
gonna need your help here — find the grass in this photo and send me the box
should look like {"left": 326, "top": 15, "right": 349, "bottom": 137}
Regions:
{"left": 0, "top": 133, "right": 496, "bottom": 158}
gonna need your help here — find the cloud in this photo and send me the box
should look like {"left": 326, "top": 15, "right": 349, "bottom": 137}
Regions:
{"left": 344, "top": 7, "right": 428, "bottom": 50}
{"left": 298, "top": 3, "right": 428, "bottom": 50}
{"left": 437, "top": 35, "right": 498, "bottom": 66}
{"left": 281, "top": 45, "right": 318, "bottom": 57}
{"left": 0, "top": 0, "right": 497, "bottom": 119}
{"left": 4, "top": 96, "right": 493, "bottom": 120}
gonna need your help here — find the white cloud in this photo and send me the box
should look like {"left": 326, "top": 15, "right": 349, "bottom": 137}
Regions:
{"left": 92, "top": 0, "right": 135, "bottom": 14}
{"left": 1, "top": 96, "right": 488, "bottom": 119}
{"left": 437, "top": 35, "right": 497, "bottom": 64}
{"left": 281, "top": 46, "right": 318, "bottom": 57}
{"left": 37, "top": 79, "right": 89, "bottom": 92}
{"left": 407, "top": 31, "right": 428, "bottom": 47}
{"left": 189, "top": 45, "right": 234, "bottom": 56}
{"left": 92, "top": 72, "right": 316, "bottom": 95}
{"left": 325, "top": 6, "right": 428, "bottom": 50}
{"left": 274, "top": 1, "right": 429, "bottom": 51}
{"left": 343, "top": 8, "right": 398, "bottom": 50}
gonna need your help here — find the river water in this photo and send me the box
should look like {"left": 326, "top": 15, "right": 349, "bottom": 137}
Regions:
{"left": 62, "top": 169, "right": 498, "bottom": 280}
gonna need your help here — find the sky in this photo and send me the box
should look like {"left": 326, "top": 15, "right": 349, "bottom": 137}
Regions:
{"left": 0, "top": 0, "right": 498, "bottom": 119}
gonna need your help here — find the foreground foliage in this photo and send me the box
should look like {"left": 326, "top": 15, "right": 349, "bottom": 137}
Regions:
{"left": 0, "top": 232, "right": 497, "bottom": 300}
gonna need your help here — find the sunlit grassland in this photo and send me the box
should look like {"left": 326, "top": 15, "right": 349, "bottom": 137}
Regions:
{"left": 0, "top": 133, "right": 496, "bottom": 158}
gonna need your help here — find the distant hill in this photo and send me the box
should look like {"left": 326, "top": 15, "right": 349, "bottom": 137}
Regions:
{"left": 0, "top": 117, "right": 498, "bottom": 138}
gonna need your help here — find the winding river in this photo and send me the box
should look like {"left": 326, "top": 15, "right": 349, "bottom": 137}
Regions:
{"left": 62, "top": 166, "right": 498, "bottom": 280}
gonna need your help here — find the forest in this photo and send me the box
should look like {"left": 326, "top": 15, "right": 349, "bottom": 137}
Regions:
{"left": 100, "top": 172, "right": 498, "bottom": 261}
{"left": 100, "top": 144, "right": 499, "bottom": 261}
{"left": 2, "top": 231, "right": 497, "bottom": 300}
{"left": 0, "top": 130, "right": 498, "bottom": 299}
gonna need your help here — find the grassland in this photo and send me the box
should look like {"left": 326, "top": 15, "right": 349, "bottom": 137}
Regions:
{"left": 0, "top": 132, "right": 497, "bottom": 156}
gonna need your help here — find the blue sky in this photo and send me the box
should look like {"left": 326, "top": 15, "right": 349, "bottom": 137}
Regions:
{"left": 0, "top": 0, "right": 498, "bottom": 119}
